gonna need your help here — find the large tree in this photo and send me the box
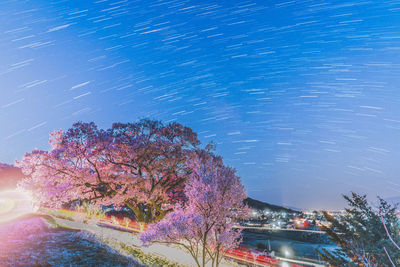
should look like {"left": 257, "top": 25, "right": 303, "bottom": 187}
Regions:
{"left": 17, "top": 119, "right": 199, "bottom": 223}
{"left": 106, "top": 119, "right": 199, "bottom": 222}
{"left": 140, "top": 150, "right": 248, "bottom": 267}
{"left": 317, "top": 192, "right": 400, "bottom": 266}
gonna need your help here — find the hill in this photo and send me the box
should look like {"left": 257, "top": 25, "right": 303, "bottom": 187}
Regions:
{"left": 244, "top": 197, "right": 299, "bottom": 213}
{"left": 0, "top": 163, "right": 26, "bottom": 190}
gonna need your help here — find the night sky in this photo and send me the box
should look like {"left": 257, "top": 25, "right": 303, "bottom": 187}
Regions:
{"left": 1, "top": 0, "right": 400, "bottom": 210}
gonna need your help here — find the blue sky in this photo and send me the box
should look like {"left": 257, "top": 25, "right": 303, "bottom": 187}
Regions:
{"left": 1, "top": 0, "right": 400, "bottom": 209}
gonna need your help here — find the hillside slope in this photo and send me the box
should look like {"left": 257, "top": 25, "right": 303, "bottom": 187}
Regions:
{"left": 244, "top": 197, "right": 299, "bottom": 213}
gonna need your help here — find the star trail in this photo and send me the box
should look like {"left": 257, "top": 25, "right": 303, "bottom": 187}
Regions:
{"left": 1, "top": 0, "right": 400, "bottom": 209}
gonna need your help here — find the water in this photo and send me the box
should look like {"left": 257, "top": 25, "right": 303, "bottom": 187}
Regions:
{"left": 241, "top": 230, "right": 337, "bottom": 263}
{"left": 0, "top": 216, "right": 137, "bottom": 266}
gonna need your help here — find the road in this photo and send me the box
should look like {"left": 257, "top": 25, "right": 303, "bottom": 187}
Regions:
{"left": 53, "top": 216, "right": 232, "bottom": 267}
{"left": 50, "top": 211, "right": 326, "bottom": 267}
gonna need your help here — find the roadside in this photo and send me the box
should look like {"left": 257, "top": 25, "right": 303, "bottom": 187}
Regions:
{"left": 52, "top": 216, "right": 241, "bottom": 267}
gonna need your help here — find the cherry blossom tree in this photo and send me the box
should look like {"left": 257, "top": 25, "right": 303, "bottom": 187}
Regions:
{"left": 106, "top": 119, "right": 199, "bottom": 223}
{"left": 17, "top": 120, "right": 199, "bottom": 223}
{"left": 140, "top": 150, "right": 248, "bottom": 267}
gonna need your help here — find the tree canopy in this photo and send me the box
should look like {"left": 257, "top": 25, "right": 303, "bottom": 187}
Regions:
{"left": 17, "top": 119, "right": 199, "bottom": 223}
{"left": 317, "top": 192, "right": 400, "bottom": 266}
{"left": 140, "top": 149, "right": 248, "bottom": 267}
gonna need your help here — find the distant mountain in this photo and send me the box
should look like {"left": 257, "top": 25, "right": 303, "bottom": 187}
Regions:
{"left": 244, "top": 197, "right": 299, "bottom": 213}
{"left": 0, "top": 163, "right": 26, "bottom": 190}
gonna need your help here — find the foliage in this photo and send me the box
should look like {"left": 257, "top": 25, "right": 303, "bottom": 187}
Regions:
{"left": 119, "top": 243, "right": 183, "bottom": 267}
{"left": 140, "top": 150, "right": 248, "bottom": 267}
{"left": 16, "top": 119, "right": 199, "bottom": 223}
{"left": 108, "top": 120, "right": 199, "bottom": 223}
{"left": 48, "top": 211, "right": 74, "bottom": 221}
{"left": 316, "top": 192, "right": 400, "bottom": 266}
{"left": 16, "top": 123, "right": 114, "bottom": 208}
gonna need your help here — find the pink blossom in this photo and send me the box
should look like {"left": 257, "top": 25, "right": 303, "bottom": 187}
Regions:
{"left": 140, "top": 150, "right": 249, "bottom": 267}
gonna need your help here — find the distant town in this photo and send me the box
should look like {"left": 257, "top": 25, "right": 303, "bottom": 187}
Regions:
{"left": 243, "top": 197, "right": 343, "bottom": 232}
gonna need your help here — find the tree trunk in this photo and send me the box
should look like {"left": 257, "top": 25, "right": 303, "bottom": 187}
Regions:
{"left": 202, "top": 233, "right": 208, "bottom": 267}
{"left": 124, "top": 200, "right": 144, "bottom": 222}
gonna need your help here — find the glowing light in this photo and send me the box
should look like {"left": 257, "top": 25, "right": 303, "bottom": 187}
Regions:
{"left": 284, "top": 249, "right": 290, "bottom": 257}
{"left": 281, "top": 246, "right": 294, "bottom": 259}
{"left": 0, "top": 189, "right": 37, "bottom": 224}
{"left": 0, "top": 198, "right": 15, "bottom": 215}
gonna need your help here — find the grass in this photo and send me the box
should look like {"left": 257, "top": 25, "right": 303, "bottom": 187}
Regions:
{"left": 119, "top": 242, "right": 185, "bottom": 267}
{"left": 43, "top": 214, "right": 81, "bottom": 231}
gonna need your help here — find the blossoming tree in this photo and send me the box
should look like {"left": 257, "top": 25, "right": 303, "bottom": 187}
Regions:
{"left": 17, "top": 119, "right": 199, "bottom": 223}
{"left": 106, "top": 120, "right": 199, "bottom": 222}
{"left": 140, "top": 150, "right": 248, "bottom": 267}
